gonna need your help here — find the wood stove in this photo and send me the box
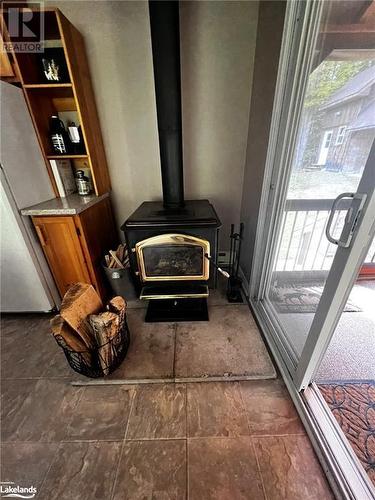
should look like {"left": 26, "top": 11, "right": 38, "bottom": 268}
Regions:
{"left": 122, "top": 2, "right": 221, "bottom": 321}
{"left": 122, "top": 199, "right": 221, "bottom": 321}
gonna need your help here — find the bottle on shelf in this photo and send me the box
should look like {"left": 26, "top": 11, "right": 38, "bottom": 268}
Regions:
{"left": 49, "top": 115, "right": 71, "bottom": 154}
{"left": 67, "top": 121, "right": 85, "bottom": 154}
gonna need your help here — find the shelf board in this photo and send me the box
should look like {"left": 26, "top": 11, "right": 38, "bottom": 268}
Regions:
{"left": 47, "top": 154, "right": 88, "bottom": 160}
{"left": 24, "top": 83, "right": 72, "bottom": 89}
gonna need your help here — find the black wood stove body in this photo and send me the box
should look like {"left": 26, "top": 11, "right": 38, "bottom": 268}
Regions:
{"left": 122, "top": 200, "right": 221, "bottom": 322}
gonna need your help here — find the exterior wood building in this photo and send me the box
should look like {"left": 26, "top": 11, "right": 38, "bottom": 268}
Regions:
{"left": 317, "top": 64, "right": 375, "bottom": 172}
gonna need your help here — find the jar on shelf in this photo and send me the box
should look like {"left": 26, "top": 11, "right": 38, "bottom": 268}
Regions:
{"left": 75, "top": 170, "right": 91, "bottom": 195}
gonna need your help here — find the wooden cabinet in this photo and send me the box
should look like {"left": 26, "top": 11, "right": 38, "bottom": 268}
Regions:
{"left": 32, "top": 197, "right": 117, "bottom": 299}
{"left": 33, "top": 216, "right": 90, "bottom": 296}
{"left": 3, "top": 7, "right": 118, "bottom": 301}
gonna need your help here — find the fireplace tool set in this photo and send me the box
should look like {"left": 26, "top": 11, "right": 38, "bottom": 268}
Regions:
{"left": 226, "top": 223, "right": 244, "bottom": 303}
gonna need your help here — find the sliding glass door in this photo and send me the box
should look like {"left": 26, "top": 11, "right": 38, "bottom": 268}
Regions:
{"left": 250, "top": 0, "right": 375, "bottom": 385}
{"left": 249, "top": 2, "right": 375, "bottom": 496}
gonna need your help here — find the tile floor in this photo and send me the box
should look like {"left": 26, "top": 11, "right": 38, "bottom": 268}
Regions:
{"left": 0, "top": 313, "right": 334, "bottom": 499}
{"left": 114, "top": 281, "right": 276, "bottom": 381}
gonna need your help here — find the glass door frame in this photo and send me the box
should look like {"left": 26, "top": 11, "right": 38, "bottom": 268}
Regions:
{"left": 248, "top": 1, "right": 375, "bottom": 497}
{"left": 249, "top": 0, "right": 324, "bottom": 375}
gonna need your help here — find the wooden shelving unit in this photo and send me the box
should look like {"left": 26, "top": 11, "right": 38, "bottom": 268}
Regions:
{"left": 1, "top": 7, "right": 117, "bottom": 301}
{"left": 2, "top": 7, "right": 111, "bottom": 197}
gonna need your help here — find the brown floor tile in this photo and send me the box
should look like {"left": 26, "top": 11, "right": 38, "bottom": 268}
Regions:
{"left": 0, "top": 315, "right": 23, "bottom": 336}
{"left": 253, "top": 435, "right": 333, "bottom": 499}
{"left": 109, "top": 310, "right": 175, "bottom": 379}
{"left": 0, "top": 314, "right": 52, "bottom": 337}
{"left": 1, "top": 316, "right": 57, "bottom": 379}
{"left": 1, "top": 379, "right": 38, "bottom": 442}
{"left": 43, "top": 349, "right": 74, "bottom": 378}
{"left": 126, "top": 384, "right": 186, "bottom": 439}
{"left": 188, "top": 437, "right": 264, "bottom": 500}
{"left": 66, "top": 385, "right": 136, "bottom": 440}
{"left": 175, "top": 305, "right": 275, "bottom": 378}
{"left": 38, "top": 441, "right": 121, "bottom": 500}
{"left": 0, "top": 442, "right": 58, "bottom": 490}
{"left": 1, "top": 379, "right": 81, "bottom": 442}
{"left": 112, "top": 439, "right": 186, "bottom": 500}
{"left": 240, "top": 379, "right": 304, "bottom": 435}
{"left": 187, "top": 382, "right": 249, "bottom": 437}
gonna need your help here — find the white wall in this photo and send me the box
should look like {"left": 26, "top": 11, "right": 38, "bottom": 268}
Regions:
{"left": 181, "top": 1, "right": 258, "bottom": 245}
{"left": 47, "top": 1, "right": 258, "bottom": 247}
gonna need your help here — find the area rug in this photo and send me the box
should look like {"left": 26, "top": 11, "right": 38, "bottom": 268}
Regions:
{"left": 269, "top": 284, "right": 361, "bottom": 313}
{"left": 319, "top": 382, "right": 375, "bottom": 486}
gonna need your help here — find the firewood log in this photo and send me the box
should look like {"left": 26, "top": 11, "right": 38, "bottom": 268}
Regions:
{"left": 107, "top": 296, "right": 127, "bottom": 346}
{"left": 109, "top": 250, "right": 124, "bottom": 269}
{"left": 107, "top": 296, "right": 126, "bottom": 319}
{"left": 60, "top": 283, "right": 102, "bottom": 349}
{"left": 89, "top": 311, "right": 119, "bottom": 375}
{"left": 51, "top": 315, "right": 93, "bottom": 366}
{"left": 116, "top": 244, "right": 124, "bottom": 263}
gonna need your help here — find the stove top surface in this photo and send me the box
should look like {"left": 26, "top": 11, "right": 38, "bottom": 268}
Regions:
{"left": 123, "top": 200, "right": 221, "bottom": 228}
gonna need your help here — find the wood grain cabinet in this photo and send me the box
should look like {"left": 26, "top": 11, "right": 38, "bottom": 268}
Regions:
{"left": 3, "top": 7, "right": 118, "bottom": 300}
{"left": 32, "top": 197, "right": 117, "bottom": 299}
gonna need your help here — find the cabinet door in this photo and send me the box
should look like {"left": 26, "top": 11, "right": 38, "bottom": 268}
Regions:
{"left": 74, "top": 198, "right": 118, "bottom": 299}
{"left": 33, "top": 216, "right": 91, "bottom": 297}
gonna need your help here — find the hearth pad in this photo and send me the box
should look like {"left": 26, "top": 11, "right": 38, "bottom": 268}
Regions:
{"left": 145, "top": 298, "right": 209, "bottom": 322}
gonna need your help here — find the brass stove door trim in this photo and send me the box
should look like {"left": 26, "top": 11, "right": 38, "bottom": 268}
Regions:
{"left": 135, "top": 233, "right": 210, "bottom": 282}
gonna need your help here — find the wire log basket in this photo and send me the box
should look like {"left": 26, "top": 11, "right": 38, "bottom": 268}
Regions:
{"left": 54, "top": 318, "right": 130, "bottom": 378}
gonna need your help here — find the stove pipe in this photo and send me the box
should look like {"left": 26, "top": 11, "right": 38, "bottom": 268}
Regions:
{"left": 149, "top": 0, "right": 184, "bottom": 209}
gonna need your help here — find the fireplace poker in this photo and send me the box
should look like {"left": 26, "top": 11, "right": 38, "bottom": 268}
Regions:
{"left": 204, "top": 254, "right": 230, "bottom": 279}
{"left": 226, "top": 222, "right": 244, "bottom": 303}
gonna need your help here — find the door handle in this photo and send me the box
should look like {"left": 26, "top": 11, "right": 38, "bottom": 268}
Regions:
{"left": 326, "top": 192, "right": 367, "bottom": 248}
{"left": 35, "top": 225, "right": 47, "bottom": 246}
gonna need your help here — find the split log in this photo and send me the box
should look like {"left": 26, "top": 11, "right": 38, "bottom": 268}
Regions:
{"left": 107, "top": 296, "right": 126, "bottom": 323}
{"left": 89, "top": 311, "right": 119, "bottom": 375}
{"left": 60, "top": 283, "right": 103, "bottom": 349}
{"left": 51, "top": 315, "right": 93, "bottom": 366}
{"left": 107, "top": 296, "right": 127, "bottom": 346}
{"left": 116, "top": 244, "right": 124, "bottom": 263}
{"left": 109, "top": 250, "right": 124, "bottom": 269}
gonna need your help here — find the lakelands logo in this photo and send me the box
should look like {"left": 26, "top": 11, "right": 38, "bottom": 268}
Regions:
{"left": 2, "top": 3, "right": 44, "bottom": 53}
{"left": 0, "top": 482, "right": 37, "bottom": 499}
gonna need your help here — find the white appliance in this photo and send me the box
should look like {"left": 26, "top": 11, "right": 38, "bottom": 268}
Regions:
{"left": 0, "top": 81, "right": 60, "bottom": 312}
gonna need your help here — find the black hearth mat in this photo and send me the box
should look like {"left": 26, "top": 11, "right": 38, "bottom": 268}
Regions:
{"left": 145, "top": 298, "right": 209, "bottom": 322}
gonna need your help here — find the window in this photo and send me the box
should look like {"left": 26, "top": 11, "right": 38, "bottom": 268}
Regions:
{"left": 335, "top": 126, "right": 346, "bottom": 145}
